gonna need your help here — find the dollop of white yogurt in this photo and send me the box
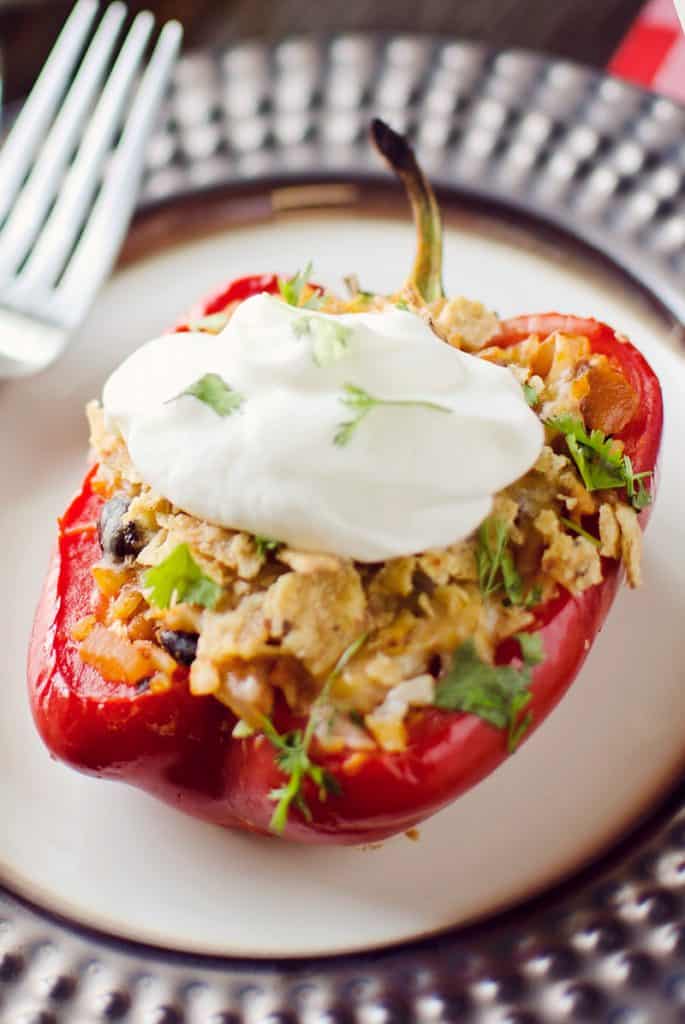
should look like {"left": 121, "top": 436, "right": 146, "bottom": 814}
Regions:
{"left": 103, "top": 293, "right": 543, "bottom": 561}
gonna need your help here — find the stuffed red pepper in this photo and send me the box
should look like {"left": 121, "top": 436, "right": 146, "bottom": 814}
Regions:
{"left": 28, "top": 121, "right": 663, "bottom": 844}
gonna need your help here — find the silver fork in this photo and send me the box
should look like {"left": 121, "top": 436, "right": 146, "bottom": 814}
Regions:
{"left": 0, "top": 1, "right": 182, "bottom": 378}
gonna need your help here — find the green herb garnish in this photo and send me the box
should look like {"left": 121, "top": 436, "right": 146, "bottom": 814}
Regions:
{"left": 172, "top": 373, "right": 244, "bottom": 418}
{"left": 560, "top": 516, "right": 601, "bottom": 547}
{"left": 395, "top": 300, "right": 410, "bottom": 311}
{"left": 623, "top": 455, "right": 653, "bottom": 511}
{"left": 186, "top": 312, "right": 230, "bottom": 334}
{"left": 507, "top": 691, "right": 534, "bottom": 753}
{"left": 254, "top": 535, "right": 281, "bottom": 559}
{"left": 334, "top": 383, "right": 451, "bottom": 447}
{"left": 547, "top": 415, "right": 652, "bottom": 511}
{"left": 516, "top": 630, "right": 544, "bottom": 666}
{"left": 279, "top": 262, "right": 322, "bottom": 308}
{"left": 292, "top": 315, "right": 352, "bottom": 367}
{"left": 477, "top": 518, "right": 509, "bottom": 598}
{"left": 143, "top": 543, "right": 222, "bottom": 610}
{"left": 434, "top": 633, "right": 543, "bottom": 753}
{"left": 523, "top": 382, "right": 539, "bottom": 407}
{"left": 263, "top": 633, "right": 367, "bottom": 832}
{"left": 476, "top": 517, "right": 539, "bottom": 607}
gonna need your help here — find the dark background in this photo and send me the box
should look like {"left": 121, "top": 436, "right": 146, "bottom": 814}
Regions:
{"left": 0, "top": 0, "right": 647, "bottom": 103}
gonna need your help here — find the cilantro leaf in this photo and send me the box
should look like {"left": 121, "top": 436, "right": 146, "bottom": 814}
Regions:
{"left": 254, "top": 535, "right": 281, "bottom": 559}
{"left": 173, "top": 373, "right": 244, "bottom": 417}
{"left": 292, "top": 315, "right": 352, "bottom": 367}
{"left": 262, "top": 633, "right": 367, "bottom": 833}
{"left": 434, "top": 639, "right": 531, "bottom": 730}
{"left": 333, "top": 419, "right": 358, "bottom": 447}
{"left": 435, "top": 634, "right": 544, "bottom": 752}
{"left": 279, "top": 262, "right": 315, "bottom": 307}
{"left": 144, "top": 543, "right": 222, "bottom": 610}
{"left": 334, "top": 383, "right": 451, "bottom": 447}
{"left": 516, "top": 630, "right": 544, "bottom": 666}
{"left": 548, "top": 414, "right": 625, "bottom": 490}
{"left": 547, "top": 415, "right": 652, "bottom": 511}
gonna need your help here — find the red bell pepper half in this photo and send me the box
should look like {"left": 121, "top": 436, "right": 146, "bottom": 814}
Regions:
{"left": 27, "top": 122, "right": 663, "bottom": 844}
{"left": 26, "top": 298, "right": 663, "bottom": 844}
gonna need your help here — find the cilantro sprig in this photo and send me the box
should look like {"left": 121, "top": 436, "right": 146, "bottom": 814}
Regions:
{"left": 435, "top": 632, "right": 544, "bottom": 753}
{"left": 292, "top": 315, "right": 352, "bottom": 367}
{"left": 143, "top": 543, "right": 222, "bottom": 610}
{"left": 279, "top": 262, "right": 323, "bottom": 309}
{"left": 623, "top": 455, "right": 652, "bottom": 512}
{"left": 171, "top": 373, "right": 244, "bottom": 418}
{"left": 262, "top": 633, "right": 367, "bottom": 833}
{"left": 334, "top": 383, "right": 451, "bottom": 447}
{"left": 559, "top": 516, "right": 600, "bottom": 547}
{"left": 547, "top": 415, "right": 652, "bottom": 511}
{"left": 476, "top": 517, "right": 540, "bottom": 608}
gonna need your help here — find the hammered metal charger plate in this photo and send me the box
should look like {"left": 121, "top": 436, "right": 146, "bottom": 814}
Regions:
{"left": 4, "top": 34, "right": 685, "bottom": 1022}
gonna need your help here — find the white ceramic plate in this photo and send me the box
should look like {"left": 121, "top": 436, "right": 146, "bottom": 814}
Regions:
{"left": 2, "top": 208, "right": 684, "bottom": 959}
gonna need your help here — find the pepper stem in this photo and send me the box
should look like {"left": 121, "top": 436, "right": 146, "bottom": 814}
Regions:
{"left": 370, "top": 118, "right": 445, "bottom": 303}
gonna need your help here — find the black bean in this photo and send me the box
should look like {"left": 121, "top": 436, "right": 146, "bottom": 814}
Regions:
{"left": 98, "top": 495, "right": 143, "bottom": 562}
{"left": 158, "top": 630, "right": 199, "bottom": 666}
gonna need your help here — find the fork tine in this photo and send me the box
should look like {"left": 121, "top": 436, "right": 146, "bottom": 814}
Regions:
{"left": 57, "top": 20, "right": 183, "bottom": 325}
{"left": 0, "top": 3, "right": 128, "bottom": 281}
{"left": 0, "top": 0, "right": 98, "bottom": 227}
{"left": 17, "top": 10, "right": 157, "bottom": 293}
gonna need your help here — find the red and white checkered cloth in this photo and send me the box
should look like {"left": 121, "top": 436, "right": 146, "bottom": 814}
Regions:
{"left": 610, "top": 0, "right": 685, "bottom": 101}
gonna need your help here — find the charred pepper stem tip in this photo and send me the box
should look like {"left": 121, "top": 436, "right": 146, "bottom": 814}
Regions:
{"left": 370, "top": 118, "right": 445, "bottom": 303}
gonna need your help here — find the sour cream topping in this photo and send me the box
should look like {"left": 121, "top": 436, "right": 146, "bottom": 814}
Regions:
{"left": 103, "top": 293, "right": 543, "bottom": 561}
